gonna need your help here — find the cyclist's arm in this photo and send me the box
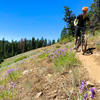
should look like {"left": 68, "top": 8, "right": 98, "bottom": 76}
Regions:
{"left": 74, "top": 19, "right": 78, "bottom": 23}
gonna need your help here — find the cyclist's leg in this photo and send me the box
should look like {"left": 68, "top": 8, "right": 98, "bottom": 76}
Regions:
{"left": 74, "top": 27, "right": 80, "bottom": 47}
{"left": 81, "top": 27, "right": 87, "bottom": 54}
{"left": 75, "top": 36, "right": 78, "bottom": 46}
{"left": 81, "top": 27, "right": 86, "bottom": 42}
{"left": 82, "top": 27, "right": 85, "bottom": 34}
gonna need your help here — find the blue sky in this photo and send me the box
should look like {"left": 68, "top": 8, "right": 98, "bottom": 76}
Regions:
{"left": 0, "top": 0, "right": 93, "bottom": 42}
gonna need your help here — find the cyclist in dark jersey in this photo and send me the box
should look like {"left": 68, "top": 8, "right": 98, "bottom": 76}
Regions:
{"left": 74, "top": 7, "right": 90, "bottom": 49}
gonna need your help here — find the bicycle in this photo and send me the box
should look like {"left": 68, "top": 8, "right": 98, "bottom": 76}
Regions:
{"left": 75, "top": 26, "right": 89, "bottom": 55}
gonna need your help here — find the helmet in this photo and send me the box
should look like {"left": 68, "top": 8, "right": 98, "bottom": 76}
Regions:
{"left": 82, "top": 7, "right": 88, "bottom": 12}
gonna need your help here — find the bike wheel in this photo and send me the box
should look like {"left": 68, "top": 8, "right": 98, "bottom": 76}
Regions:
{"left": 75, "top": 37, "right": 81, "bottom": 51}
{"left": 81, "top": 35, "right": 87, "bottom": 55}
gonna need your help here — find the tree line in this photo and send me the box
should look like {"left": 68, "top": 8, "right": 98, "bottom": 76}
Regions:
{"left": 0, "top": 37, "right": 56, "bottom": 63}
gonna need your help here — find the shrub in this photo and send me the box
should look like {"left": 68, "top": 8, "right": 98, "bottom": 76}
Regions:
{"left": 59, "top": 35, "right": 74, "bottom": 44}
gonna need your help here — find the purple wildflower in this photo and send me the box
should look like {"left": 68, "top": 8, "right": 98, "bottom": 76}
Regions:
{"left": 83, "top": 93, "right": 88, "bottom": 100}
{"left": 69, "top": 48, "right": 72, "bottom": 52}
{"left": 63, "top": 51, "right": 65, "bottom": 56}
{"left": 79, "top": 80, "right": 87, "bottom": 93}
{"left": 15, "top": 68, "right": 19, "bottom": 71}
{"left": 56, "top": 53, "right": 59, "bottom": 57}
{"left": 10, "top": 82, "right": 16, "bottom": 88}
{"left": 48, "top": 55, "right": 50, "bottom": 58}
{"left": 59, "top": 50, "right": 62, "bottom": 55}
{"left": 55, "top": 51, "right": 58, "bottom": 55}
{"left": 65, "top": 48, "right": 68, "bottom": 52}
{"left": 80, "top": 80, "right": 86, "bottom": 90}
{"left": 7, "top": 69, "right": 15, "bottom": 74}
{"left": 90, "top": 88, "right": 95, "bottom": 99}
{"left": 57, "top": 49, "right": 60, "bottom": 52}
{"left": 79, "top": 89, "right": 82, "bottom": 94}
{"left": 61, "top": 50, "right": 64, "bottom": 56}
{"left": 0, "top": 85, "right": 4, "bottom": 89}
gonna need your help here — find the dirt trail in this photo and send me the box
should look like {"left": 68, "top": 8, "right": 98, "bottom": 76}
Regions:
{"left": 77, "top": 50, "right": 100, "bottom": 83}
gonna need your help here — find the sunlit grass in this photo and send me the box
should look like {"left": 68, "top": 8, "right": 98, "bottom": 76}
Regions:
{"left": 0, "top": 50, "right": 40, "bottom": 68}
{"left": 96, "top": 44, "right": 100, "bottom": 51}
{"left": 59, "top": 35, "right": 74, "bottom": 44}
{"left": 38, "top": 53, "right": 49, "bottom": 58}
{"left": 88, "top": 30, "right": 100, "bottom": 42}
{"left": 54, "top": 51, "right": 80, "bottom": 71}
{"left": 0, "top": 67, "right": 20, "bottom": 99}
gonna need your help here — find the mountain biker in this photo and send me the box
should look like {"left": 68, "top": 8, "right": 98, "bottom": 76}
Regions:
{"left": 74, "top": 7, "right": 90, "bottom": 50}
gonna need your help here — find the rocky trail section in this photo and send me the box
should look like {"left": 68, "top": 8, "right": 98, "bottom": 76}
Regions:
{"left": 77, "top": 43, "right": 100, "bottom": 83}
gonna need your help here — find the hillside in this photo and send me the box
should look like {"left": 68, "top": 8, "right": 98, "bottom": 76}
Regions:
{"left": 0, "top": 32, "right": 100, "bottom": 100}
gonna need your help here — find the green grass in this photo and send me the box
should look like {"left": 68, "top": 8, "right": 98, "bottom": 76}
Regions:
{"left": 96, "top": 44, "right": 100, "bottom": 51}
{"left": 59, "top": 35, "right": 74, "bottom": 44}
{"left": 54, "top": 52, "right": 81, "bottom": 71}
{"left": 0, "top": 68, "right": 21, "bottom": 85}
{"left": 0, "top": 90, "right": 14, "bottom": 100}
{"left": 88, "top": 30, "right": 100, "bottom": 42}
{"left": 0, "top": 68, "right": 20, "bottom": 99}
{"left": 56, "top": 44, "right": 61, "bottom": 48}
{"left": 38, "top": 53, "right": 48, "bottom": 58}
{"left": 14, "top": 56, "right": 27, "bottom": 63}
{"left": 8, "top": 70, "right": 21, "bottom": 81}
{"left": 0, "top": 50, "right": 40, "bottom": 68}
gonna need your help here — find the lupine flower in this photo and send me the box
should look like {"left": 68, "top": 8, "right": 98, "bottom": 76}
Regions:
{"left": 48, "top": 55, "right": 50, "bottom": 58}
{"left": 15, "top": 68, "right": 19, "bottom": 71}
{"left": 0, "top": 85, "right": 4, "bottom": 89}
{"left": 79, "top": 80, "right": 87, "bottom": 93}
{"left": 55, "top": 51, "right": 58, "bottom": 55}
{"left": 83, "top": 93, "right": 88, "bottom": 100}
{"left": 10, "top": 82, "right": 16, "bottom": 88}
{"left": 57, "top": 49, "right": 60, "bottom": 52}
{"left": 56, "top": 53, "right": 59, "bottom": 57}
{"left": 59, "top": 50, "right": 62, "bottom": 55}
{"left": 65, "top": 48, "right": 68, "bottom": 51}
{"left": 7, "top": 69, "right": 15, "bottom": 74}
{"left": 69, "top": 48, "right": 72, "bottom": 52}
{"left": 63, "top": 51, "right": 65, "bottom": 56}
{"left": 80, "top": 80, "right": 86, "bottom": 90}
{"left": 90, "top": 88, "right": 95, "bottom": 99}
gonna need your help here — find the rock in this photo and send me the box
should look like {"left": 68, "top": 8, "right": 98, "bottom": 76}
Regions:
{"left": 47, "top": 74, "right": 52, "bottom": 78}
{"left": 97, "top": 89, "right": 100, "bottom": 93}
{"left": 69, "top": 70, "right": 72, "bottom": 74}
{"left": 22, "top": 69, "right": 33, "bottom": 75}
{"left": 22, "top": 70, "right": 29, "bottom": 75}
{"left": 34, "top": 92, "right": 43, "bottom": 99}
{"left": 86, "top": 81, "right": 94, "bottom": 87}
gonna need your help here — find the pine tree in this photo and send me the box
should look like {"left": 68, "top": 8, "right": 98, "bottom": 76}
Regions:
{"left": 24, "top": 38, "right": 27, "bottom": 52}
{"left": 63, "top": 6, "right": 76, "bottom": 36}
{"left": 32, "top": 37, "right": 36, "bottom": 49}
{"left": 61, "top": 27, "right": 68, "bottom": 39}
{"left": 48, "top": 40, "right": 52, "bottom": 46}
{"left": 36, "top": 38, "right": 39, "bottom": 48}
{"left": 2, "top": 38, "right": 5, "bottom": 59}
{"left": 43, "top": 39, "right": 47, "bottom": 47}
{"left": 12, "top": 40, "right": 14, "bottom": 56}
{"left": 57, "top": 39, "right": 60, "bottom": 42}
{"left": 52, "top": 40, "right": 55, "bottom": 45}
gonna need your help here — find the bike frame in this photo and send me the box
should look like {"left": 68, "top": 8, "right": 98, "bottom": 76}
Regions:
{"left": 75, "top": 26, "right": 88, "bottom": 54}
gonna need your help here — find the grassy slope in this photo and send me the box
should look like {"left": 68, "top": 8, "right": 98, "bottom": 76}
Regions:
{"left": 0, "top": 31, "right": 100, "bottom": 99}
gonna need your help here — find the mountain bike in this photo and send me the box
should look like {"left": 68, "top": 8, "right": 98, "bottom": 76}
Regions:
{"left": 75, "top": 26, "right": 89, "bottom": 55}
